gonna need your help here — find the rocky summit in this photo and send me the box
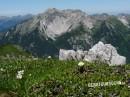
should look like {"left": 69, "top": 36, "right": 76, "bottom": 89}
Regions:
{"left": 59, "top": 41, "right": 126, "bottom": 65}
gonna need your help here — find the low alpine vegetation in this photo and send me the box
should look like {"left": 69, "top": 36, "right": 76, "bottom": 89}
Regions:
{"left": 0, "top": 59, "right": 130, "bottom": 97}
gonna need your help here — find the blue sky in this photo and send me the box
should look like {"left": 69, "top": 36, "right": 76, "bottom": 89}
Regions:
{"left": 0, "top": 0, "right": 130, "bottom": 16}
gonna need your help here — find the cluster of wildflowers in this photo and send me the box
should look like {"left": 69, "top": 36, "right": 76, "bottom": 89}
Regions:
{"left": 16, "top": 70, "right": 24, "bottom": 79}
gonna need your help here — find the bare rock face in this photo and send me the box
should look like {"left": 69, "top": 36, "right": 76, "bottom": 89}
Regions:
{"left": 39, "top": 8, "right": 94, "bottom": 40}
{"left": 76, "top": 50, "right": 85, "bottom": 60}
{"left": 59, "top": 41, "right": 126, "bottom": 65}
{"left": 59, "top": 49, "right": 76, "bottom": 60}
{"left": 84, "top": 41, "right": 126, "bottom": 65}
{"left": 118, "top": 15, "right": 130, "bottom": 27}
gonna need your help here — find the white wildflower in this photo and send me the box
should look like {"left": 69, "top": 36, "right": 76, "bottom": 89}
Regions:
{"left": 0, "top": 68, "right": 5, "bottom": 72}
{"left": 78, "top": 61, "right": 84, "bottom": 67}
{"left": 33, "top": 58, "right": 38, "bottom": 60}
{"left": 48, "top": 56, "right": 51, "bottom": 59}
{"left": 16, "top": 70, "right": 24, "bottom": 79}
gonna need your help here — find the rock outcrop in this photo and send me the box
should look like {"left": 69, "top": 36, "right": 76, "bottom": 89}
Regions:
{"left": 59, "top": 41, "right": 126, "bottom": 65}
{"left": 59, "top": 49, "right": 76, "bottom": 60}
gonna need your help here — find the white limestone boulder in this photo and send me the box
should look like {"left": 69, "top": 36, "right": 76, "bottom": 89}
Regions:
{"left": 59, "top": 41, "right": 126, "bottom": 65}
{"left": 84, "top": 41, "right": 126, "bottom": 65}
{"left": 59, "top": 49, "right": 76, "bottom": 60}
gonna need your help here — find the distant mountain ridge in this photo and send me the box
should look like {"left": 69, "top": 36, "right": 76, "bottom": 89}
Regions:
{"left": 0, "top": 8, "right": 130, "bottom": 62}
{"left": 0, "top": 14, "right": 33, "bottom": 32}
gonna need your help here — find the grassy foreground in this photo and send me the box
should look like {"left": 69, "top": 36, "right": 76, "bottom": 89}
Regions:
{"left": 0, "top": 59, "right": 130, "bottom": 97}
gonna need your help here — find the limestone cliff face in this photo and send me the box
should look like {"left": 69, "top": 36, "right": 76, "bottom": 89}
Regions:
{"left": 38, "top": 8, "right": 94, "bottom": 40}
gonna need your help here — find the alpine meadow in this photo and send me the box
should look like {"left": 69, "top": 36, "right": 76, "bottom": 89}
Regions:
{"left": 0, "top": 0, "right": 130, "bottom": 97}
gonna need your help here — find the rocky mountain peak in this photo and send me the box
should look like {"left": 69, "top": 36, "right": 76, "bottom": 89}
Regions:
{"left": 5, "top": 8, "right": 94, "bottom": 40}
{"left": 45, "top": 8, "right": 60, "bottom": 13}
{"left": 38, "top": 8, "right": 94, "bottom": 40}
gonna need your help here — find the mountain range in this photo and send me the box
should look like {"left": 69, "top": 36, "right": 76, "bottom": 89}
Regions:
{"left": 0, "top": 14, "right": 32, "bottom": 32}
{"left": 0, "top": 8, "right": 130, "bottom": 62}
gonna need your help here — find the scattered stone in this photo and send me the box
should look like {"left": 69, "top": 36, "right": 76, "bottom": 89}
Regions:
{"left": 0, "top": 91, "right": 17, "bottom": 97}
{"left": 0, "top": 93, "right": 10, "bottom": 97}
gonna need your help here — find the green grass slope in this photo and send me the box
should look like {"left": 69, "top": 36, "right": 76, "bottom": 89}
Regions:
{"left": 0, "top": 59, "right": 130, "bottom": 97}
{"left": 0, "top": 44, "right": 30, "bottom": 57}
